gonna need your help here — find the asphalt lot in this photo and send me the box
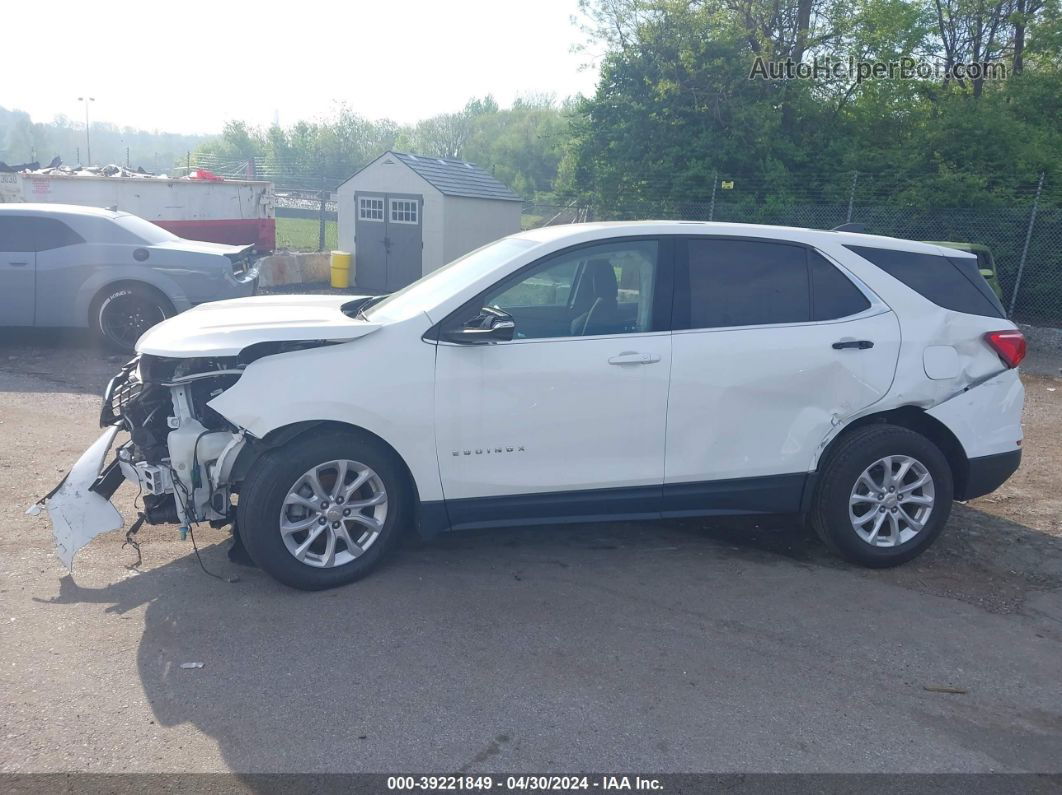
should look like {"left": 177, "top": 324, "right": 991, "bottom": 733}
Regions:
{"left": 1, "top": 324, "right": 1060, "bottom": 774}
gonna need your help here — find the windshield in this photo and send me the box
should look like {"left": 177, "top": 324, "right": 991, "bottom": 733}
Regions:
{"left": 115, "top": 214, "right": 180, "bottom": 244}
{"left": 363, "top": 237, "right": 537, "bottom": 322}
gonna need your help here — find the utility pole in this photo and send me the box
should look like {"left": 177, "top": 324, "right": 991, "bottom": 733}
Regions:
{"left": 77, "top": 96, "right": 95, "bottom": 165}
{"left": 1009, "top": 171, "right": 1046, "bottom": 316}
{"left": 708, "top": 171, "right": 718, "bottom": 221}
{"left": 846, "top": 171, "right": 859, "bottom": 223}
{"left": 318, "top": 175, "right": 328, "bottom": 252}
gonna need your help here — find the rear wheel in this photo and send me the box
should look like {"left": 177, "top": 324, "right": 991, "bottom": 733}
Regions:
{"left": 237, "top": 430, "right": 409, "bottom": 590}
{"left": 811, "top": 425, "right": 953, "bottom": 567}
{"left": 92, "top": 284, "right": 171, "bottom": 353}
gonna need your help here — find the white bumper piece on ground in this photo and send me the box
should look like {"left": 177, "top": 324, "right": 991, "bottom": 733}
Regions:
{"left": 40, "top": 426, "right": 124, "bottom": 568}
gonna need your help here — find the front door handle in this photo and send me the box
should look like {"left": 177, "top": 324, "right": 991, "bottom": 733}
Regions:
{"left": 608, "top": 352, "right": 660, "bottom": 365}
{"left": 8, "top": 261, "right": 28, "bottom": 267}
{"left": 832, "top": 339, "right": 874, "bottom": 350}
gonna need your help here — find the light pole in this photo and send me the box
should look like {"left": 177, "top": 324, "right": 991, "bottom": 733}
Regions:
{"left": 77, "top": 96, "right": 95, "bottom": 165}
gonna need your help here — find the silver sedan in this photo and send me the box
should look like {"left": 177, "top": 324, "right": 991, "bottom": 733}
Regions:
{"left": 0, "top": 203, "right": 259, "bottom": 351}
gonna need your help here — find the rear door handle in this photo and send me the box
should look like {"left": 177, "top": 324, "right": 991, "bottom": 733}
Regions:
{"left": 608, "top": 352, "right": 660, "bottom": 365}
{"left": 832, "top": 339, "right": 874, "bottom": 350}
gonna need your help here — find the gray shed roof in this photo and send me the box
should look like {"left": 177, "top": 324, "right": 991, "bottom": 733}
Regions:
{"left": 349, "top": 151, "right": 523, "bottom": 202}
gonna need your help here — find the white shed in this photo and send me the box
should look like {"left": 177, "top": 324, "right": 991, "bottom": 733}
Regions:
{"left": 337, "top": 151, "right": 524, "bottom": 291}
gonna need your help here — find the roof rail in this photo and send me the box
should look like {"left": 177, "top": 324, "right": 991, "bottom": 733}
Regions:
{"left": 832, "top": 223, "right": 867, "bottom": 233}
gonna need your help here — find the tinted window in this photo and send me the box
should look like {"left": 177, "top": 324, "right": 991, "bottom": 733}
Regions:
{"left": 114, "top": 214, "right": 178, "bottom": 244}
{"left": 846, "top": 245, "right": 1004, "bottom": 318}
{"left": 34, "top": 218, "right": 84, "bottom": 250}
{"left": 685, "top": 239, "right": 809, "bottom": 328}
{"left": 809, "top": 251, "right": 871, "bottom": 320}
{"left": 0, "top": 216, "right": 37, "bottom": 252}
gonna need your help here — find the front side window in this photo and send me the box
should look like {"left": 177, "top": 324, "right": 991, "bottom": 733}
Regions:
{"left": 479, "top": 239, "right": 659, "bottom": 339}
{"left": 684, "top": 239, "right": 810, "bottom": 329}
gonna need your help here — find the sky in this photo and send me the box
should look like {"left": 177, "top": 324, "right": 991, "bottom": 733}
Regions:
{"left": 4, "top": 0, "right": 599, "bottom": 134}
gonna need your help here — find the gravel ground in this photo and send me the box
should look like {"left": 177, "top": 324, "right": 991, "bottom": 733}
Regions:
{"left": 0, "top": 324, "right": 1060, "bottom": 774}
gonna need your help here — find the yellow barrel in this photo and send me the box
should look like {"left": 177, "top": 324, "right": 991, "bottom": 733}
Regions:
{"left": 330, "top": 251, "right": 352, "bottom": 288}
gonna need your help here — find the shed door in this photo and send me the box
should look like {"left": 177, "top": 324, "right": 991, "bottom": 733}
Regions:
{"left": 354, "top": 194, "right": 387, "bottom": 291}
{"left": 354, "top": 192, "right": 423, "bottom": 292}
{"left": 386, "top": 195, "right": 423, "bottom": 289}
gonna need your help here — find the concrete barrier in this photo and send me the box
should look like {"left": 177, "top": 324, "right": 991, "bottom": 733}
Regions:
{"left": 257, "top": 251, "right": 339, "bottom": 287}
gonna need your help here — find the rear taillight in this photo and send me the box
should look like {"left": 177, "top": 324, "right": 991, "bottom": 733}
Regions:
{"left": 984, "top": 330, "right": 1026, "bottom": 368}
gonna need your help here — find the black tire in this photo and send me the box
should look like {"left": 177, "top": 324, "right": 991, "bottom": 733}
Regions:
{"left": 91, "top": 283, "right": 171, "bottom": 353}
{"left": 237, "top": 430, "right": 409, "bottom": 590}
{"left": 810, "top": 424, "right": 953, "bottom": 568}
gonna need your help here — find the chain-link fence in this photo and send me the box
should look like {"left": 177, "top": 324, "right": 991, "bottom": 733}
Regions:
{"left": 271, "top": 188, "right": 338, "bottom": 252}
{"left": 525, "top": 192, "right": 1062, "bottom": 327}
{"left": 176, "top": 150, "right": 1060, "bottom": 324}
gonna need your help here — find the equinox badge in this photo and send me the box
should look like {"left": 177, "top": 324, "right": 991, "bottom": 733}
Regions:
{"left": 452, "top": 446, "right": 526, "bottom": 456}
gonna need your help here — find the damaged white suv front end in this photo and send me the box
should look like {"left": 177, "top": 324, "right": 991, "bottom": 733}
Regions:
{"left": 40, "top": 294, "right": 383, "bottom": 568}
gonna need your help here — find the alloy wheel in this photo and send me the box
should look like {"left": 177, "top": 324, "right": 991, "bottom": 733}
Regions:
{"left": 278, "top": 459, "right": 388, "bottom": 568}
{"left": 848, "top": 455, "right": 935, "bottom": 547}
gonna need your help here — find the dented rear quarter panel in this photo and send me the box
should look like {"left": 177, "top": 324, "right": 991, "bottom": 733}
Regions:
{"left": 821, "top": 241, "right": 1022, "bottom": 461}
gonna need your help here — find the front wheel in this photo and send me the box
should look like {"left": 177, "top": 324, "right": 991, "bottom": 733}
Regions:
{"left": 92, "top": 284, "right": 171, "bottom": 353}
{"left": 237, "top": 430, "right": 409, "bottom": 590}
{"left": 811, "top": 425, "right": 953, "bottom": 568}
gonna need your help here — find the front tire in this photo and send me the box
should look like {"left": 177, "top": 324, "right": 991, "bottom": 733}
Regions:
{"left": 237, "top": 430, "right": 409, "bottom": 590}
{"left": 92, "top": 284, "right": 171, "bottom": 353}
{"left": 811, "top": 425, "right": 953, "bottom": 568}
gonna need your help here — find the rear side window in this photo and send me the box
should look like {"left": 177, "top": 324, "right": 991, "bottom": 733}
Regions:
{"left": 33, "top": 218, "right": 84, "bottom": 251}
{"left": 684, "top": 239, "right": 810, "bottom": 328}
{"left": 0, "top": 216, "right": 36, "bottom": 252}
{"left": 846, "top": 245, "right": 1004, "bottom": 318}
{"left": 809, "top": 251, "right": 870, "bottom": 320}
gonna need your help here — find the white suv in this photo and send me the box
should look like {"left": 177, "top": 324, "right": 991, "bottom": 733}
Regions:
{"left": 43, "top": 222, "right": 1025, "bottom": 590}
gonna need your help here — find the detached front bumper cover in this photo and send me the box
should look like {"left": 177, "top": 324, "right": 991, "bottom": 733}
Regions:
{"left": 37, "top": 426, "right": 125, "bottom": 568}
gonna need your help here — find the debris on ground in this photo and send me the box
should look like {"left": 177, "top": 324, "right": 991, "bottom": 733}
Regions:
{"left": 923, "top": 685, "right": 968, "bottom": 694}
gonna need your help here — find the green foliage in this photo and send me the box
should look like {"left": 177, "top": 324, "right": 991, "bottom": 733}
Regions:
{"left": 0, "top": 106, "right": 208, "bottom": 170}
{"left": 564, "top": 0, "right": 1062, "bottom": 209}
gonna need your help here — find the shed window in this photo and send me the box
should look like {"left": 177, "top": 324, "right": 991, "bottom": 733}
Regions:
{"left": 390, "top": 199, "right": 418, "bottom": 224}
{"left": 358, "top": 197, "right": 384, "bottom": 221}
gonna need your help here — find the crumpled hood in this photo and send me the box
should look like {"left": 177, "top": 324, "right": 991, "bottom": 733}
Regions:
{"left": 136, "top": 294, "right": 380, "bottom": 357}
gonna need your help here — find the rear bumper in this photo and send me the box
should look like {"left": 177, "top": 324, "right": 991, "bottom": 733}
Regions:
{"left": 958, "top": 448, "right": 1022, "bottom": 501}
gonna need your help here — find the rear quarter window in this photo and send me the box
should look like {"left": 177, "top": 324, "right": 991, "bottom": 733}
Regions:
{"left": 33, "top": 218, "right": 84, "bottom": 250}
{"left": 809, "top": 251, "right": 871, "bottom": 320}
{"left": 845, "top": 245, "right": 1004, "bottom": 318}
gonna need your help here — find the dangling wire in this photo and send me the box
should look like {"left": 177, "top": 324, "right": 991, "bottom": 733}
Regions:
{"left": 123, "top": 479, "right": 145, "bottom": 568}
{"left": 168, "top": 462, "right": 239, "bottom": 584}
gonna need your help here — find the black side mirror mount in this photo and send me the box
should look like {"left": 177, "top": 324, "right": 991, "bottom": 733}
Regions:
{"left": 441, "top": 308, "right": 516, "bottom": 344}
